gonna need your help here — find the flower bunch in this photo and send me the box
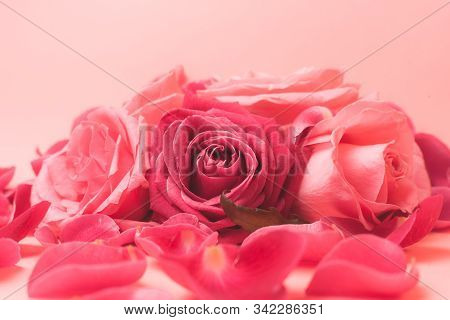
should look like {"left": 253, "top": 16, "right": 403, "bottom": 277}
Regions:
{"left": 1, "top": 66, "right": 448, "bottom": 299}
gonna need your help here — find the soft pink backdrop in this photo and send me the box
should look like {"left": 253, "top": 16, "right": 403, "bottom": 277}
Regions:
{"left": 0, "top": 0, "right": 449, "bottom": 299}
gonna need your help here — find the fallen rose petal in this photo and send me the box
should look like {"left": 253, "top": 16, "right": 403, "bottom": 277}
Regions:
{"left": 28, "top": 242, "right": 147, "bottom": 298}
{"left": 0, "top": 193, "right": 12, "bottom": 228}
{"left": 136, "top": 213, "right": 217, "bottom": 259}
{"left": 0, "top": 201, "right": 50, "bottom": 241}
{"left": 387, "top": 195, "right": 443, "bottom": 247}
{"left": 0, "top": 238, "right": 21, "bottom": 267}
{"left": 159, "top": 225, "right": 304, "bottom": 299}
{"left": 105, "top": 228, "right": 137, "bottom": 247}
{"left": 34, "top": 225, "right": 59, "bottom": 246}
{"left": 282, "top": 221, "right": 343, "bottom": 263}
{"left": 11, "top": 183, "right": 32, "bottom": 217}
{"left": 306, "top": 234, "right": 418, "bottom": 297}
{"left": 60, "top": 214, "right": 120, "bottom": 243}
{"left": 0, "top": 167, "right": 15, "bottom": 191}
{"left": 292, "top": 106, "right": 333, "bottom": 137}
{"left": 115, "top": 219, "right": 159, "bottom": 231}
{"left": 81, "top": 286, "right": 172, "bottom": 300}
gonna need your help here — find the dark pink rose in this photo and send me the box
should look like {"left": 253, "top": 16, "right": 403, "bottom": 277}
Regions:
{"left": 147, "top": 96, "right": 301, "bottom": 230}
{"left": 298, "top": 100, "right": 431, "bottom": 230}
{"left": 32, "top": 106, "right": 149, "bottom": 223}
{"left": 191, "top": 68, "right": 359, "bottom": 124}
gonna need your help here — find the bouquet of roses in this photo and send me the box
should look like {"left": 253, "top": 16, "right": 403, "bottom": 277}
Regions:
{"left": 1, "top": 66, "right": 448, "bottom": 299}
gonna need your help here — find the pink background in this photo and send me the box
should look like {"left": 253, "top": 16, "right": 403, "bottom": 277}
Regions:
{"left": 0, "top": 0, "right": 449, "bottom": 299}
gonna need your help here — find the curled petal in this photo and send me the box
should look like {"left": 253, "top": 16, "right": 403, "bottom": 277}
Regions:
{"left": 60, "top": 215, "right": 120, "bottom": 243}
{"left": 415, "top": 133, "right": 450, "bottom": 187}
{"left": 432, "top": 187, "right": 450, "bottom": 229}
{"left": 0, "top": 193, "right": 12, "bottom": 228}
{"left": 105, "top": 228, "right": 137, "bottom": 247}
{"left": 0, "top": 238, "right": 21, "bottom": 267}
{"left": 11, "top": 183, "right": 32, "bottom": 217}
{"left": 136, "top": 213, "right": 217, "bottom": 259}
{"left": 81, "top": 286, "right": 172, "bottom": 300}
{"left": 160, "top": 226, "right": 304, "bottom": 299}
{"left": 387, "top": 195, "right": 443, "bottom": 247}
{"left": 28, "top": 242, "right": 147, "bottom": 298}
{"left": 282, "top": 221, "right": 343, "bottom": 263}
{"left": 0, "top": 201, "right": 50, "bottom": 242}
{"left": 306, "top": 234, "right": 418, "bottom": 297}
{"left": 292, "top": 106, "right": 333, "bottom": 137}
{"left": 34, "top": 225, "right": 59, "bottom": 246}
{"left": 0, "top": 167, "right": 15, "bottom": 191}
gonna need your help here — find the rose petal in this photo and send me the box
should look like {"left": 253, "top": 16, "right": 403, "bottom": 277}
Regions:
{"left": 306, "top": 234, "right": 418, "bottom": 297}
{"left": 387, "top": 195, "right": 443, "bottom": 247}
{"left": 0, "top": 167, "right": 15, "bottom": 191}
{"left": 0, "top": 201, "right": 50, "bottom": 241}
{"left": 34, "top": 225, "right": 59, "bottom": 246}
{"left": 136, "top": 213, "right": 217, "bottom": 259}
{"left": 281, "top": 221, "right": 343, "bottom": 263}
{"left": 0, "top": 193, "right": 12, "bottom": 228}
{"left": 60, "top": 214, "right": 120, "bottom": 243}
{"left": 415, "top": 133, "right": 450, "bottom": 187}
{"left": 159, "top": 226, "right": 304, "bottom": 299}
{"left": 81, "top": 286, "right": 172, "bottom": 300}
{"left": 28, "top": 242, "right": 147, "bottom": 298}
{"left": 432, "top": 186, "right": 450, "bottom": 222}
{"left": 0, "top": 238, "right": 21, "bottom": 267}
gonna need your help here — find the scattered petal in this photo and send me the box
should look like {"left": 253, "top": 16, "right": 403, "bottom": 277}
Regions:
{"left": 60, "top": 215, "right": 120, "bottom": 243}
{"left": 0, "top": 201, "right": 50, "bottom": 242}
{"left": 0, "top": 238, "right": 21, "bottom": 267}
{"left": 306, "top": 234, "right": 418, "bottom": 297}
{"left": 388, "top": 195, "right": 443, "bottom": 247}
{"left": 28, "top": 242, "right": 147, "bottom": 298}
{"left": 160, "top": 225, "right": 304, "bottom": 299}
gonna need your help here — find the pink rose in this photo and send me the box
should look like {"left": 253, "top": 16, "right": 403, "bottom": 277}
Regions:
{"left": 298, "top": 100, "right": 431, "bottom": 229}
{"left": 147, "top": 95, "right": 301, "bottom": 230}
{"left": 32, "top": 106, "right": 148, "bottom": 223}
{"left": 191, "top": 68, "right": 359, "bottom": 124}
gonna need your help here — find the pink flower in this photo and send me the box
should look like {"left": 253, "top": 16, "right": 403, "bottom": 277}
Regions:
{"left": 31, "top": 106, "right": 149, "bottom": 223}
{"left": 190, "top": 68, "right": 359, "bottom": 124}
{"left": 298, "top": 100, "right": 431, "bottom": 230}
{"left": 147, "top": 95, "right": 301, "bottom": 230}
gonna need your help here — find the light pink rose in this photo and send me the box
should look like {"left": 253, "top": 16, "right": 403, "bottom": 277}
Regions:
{"left": 191, "top": 67, "right": 359, "bottom": 124}
{"left": 32, "top": 106, "right": 149, "bottom": 223}
{"left": 298, "top": 100, "right": 431, "bottom": 229}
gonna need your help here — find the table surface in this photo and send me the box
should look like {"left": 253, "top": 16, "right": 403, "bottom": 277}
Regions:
{"left": 0, "top": 0, "right": 449, "bottom": 299}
